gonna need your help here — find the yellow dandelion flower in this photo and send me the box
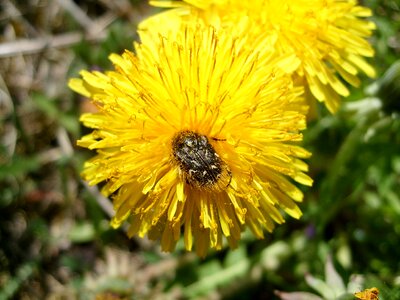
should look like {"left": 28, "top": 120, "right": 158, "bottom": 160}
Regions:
{"left": 354, "top": 287, "right": 379, "bottom": 300}
{"left": 145, "top": 0, "right": 376, "bottom": 113}
{"left": 69, "top": 22, "right": 312, "bottom": 257}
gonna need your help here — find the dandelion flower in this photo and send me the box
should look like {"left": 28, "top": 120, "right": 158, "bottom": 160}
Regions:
{"left": 69, "top": 22, "right": 312, "bottom": 257}
{"left": 145, "top": 0, "right": 376, "bottom": 113}
{"left": 354, "top": 287, "right": 379, "bottom": 300}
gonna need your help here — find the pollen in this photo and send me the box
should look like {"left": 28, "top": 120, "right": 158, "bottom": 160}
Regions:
{"left": 172, "top": 131, "right": 230, "bottom": 190}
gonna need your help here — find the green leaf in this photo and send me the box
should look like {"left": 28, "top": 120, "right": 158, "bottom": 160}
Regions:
{"left": 0, "top": 155, "right": 40, "bottom": 179}
{"left": 31, "top": 93, "right": 79, "bottom": 136}
{"left": 96, "top": 278, "right": 133, "bottom": 294}
{"left": 305, "top": 274, "right": 336, "bottom": 300}
{"left": 0, "top": 261, "right": 36, "bottom": 299}
{"left": 275, "top": 291, "right": 323, "bottom": 300}
{"left": 184, "top": 258, "right": 250, "bottom": 298}
{"left": 224, "top": 245, "right": 246, "bottom": 268}
{"left": 325, "top": 256, "right": 346, "bottom": 297}
{"left": 58, "top": 114, "right": 80, "bottom": 137}
{"left": 68, "top": 222, "right": 96, "bottom": 243}
{"left": 261, "top": 240, "right": 290, "bottom": 271}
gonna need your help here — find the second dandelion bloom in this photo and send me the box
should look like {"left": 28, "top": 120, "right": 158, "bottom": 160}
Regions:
{"left": 145, "top": 0, "right": 376, "bottom": 113}
{"left": 69, "top": 22, "right": 312, "bottom": 257}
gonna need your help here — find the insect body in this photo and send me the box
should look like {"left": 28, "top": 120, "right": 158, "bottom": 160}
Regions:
{"left": 172, "top": 131, "right": 231, "bottom": 190}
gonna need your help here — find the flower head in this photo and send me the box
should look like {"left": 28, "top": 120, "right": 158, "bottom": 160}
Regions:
{"left": 354, "top": 288, "right": 379, "bottom": 300}
{"left": 69, "top": 22, "right": 312, "bottom": 257}
{"left": 145, "top": 0, "right": 376, "bottom": 113}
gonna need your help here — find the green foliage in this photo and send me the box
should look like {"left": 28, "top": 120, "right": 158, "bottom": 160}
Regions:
{"left": 1, "top": 0, "right": 399, "bottom": 299}
{"left": 32, "top": 93, "right": 80, "bottom": 136}
{"left": 0, "top": 261, "right": 37, "bottom": 300}
{"left": 73, "top": 21, "right": 138, "bottom": 69}
{"left": 0, "top": 154, "right": 41, "bottom": 181}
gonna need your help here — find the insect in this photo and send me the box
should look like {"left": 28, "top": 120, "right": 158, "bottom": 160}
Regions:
{"left": 354, "top": 287, "right": 379, "bottom": 300}
{"left": 172, "top": 131, "right": 231, "bottom": 190}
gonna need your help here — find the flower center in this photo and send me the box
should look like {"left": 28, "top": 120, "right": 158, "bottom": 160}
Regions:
{"left": 172, "top": 131, "right": 229, "bottom": 189}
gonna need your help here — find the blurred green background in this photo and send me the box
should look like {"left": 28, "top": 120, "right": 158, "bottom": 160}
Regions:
{"left": 0, "top": 0, "right": 399, "bottom": 299}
